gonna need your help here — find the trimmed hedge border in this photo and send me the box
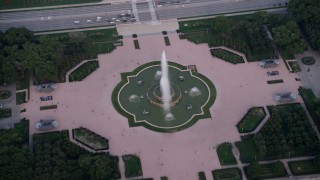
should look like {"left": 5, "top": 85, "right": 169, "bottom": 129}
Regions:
{"left": 210, "top": 48, "right": 245, "bottom": 64}
{"left": 267, "top": 79, "right": 284, "bottom": 84}
{"left": 198, "top": 171, "right": 206, "bottom": 180}
{"left": 72, "top": 127, "right": 109, "bottom": 151}
{"left": 0, "top": 90, "right": 11, "bottom": 99}
{"left": 302, "top": 56, "right": 316, "bottom": 65}
{"left": 212, "top": 167, "right": 242, "bottom": 180}
{"left": 288, "top": 159, "right": 320, "bottom": 175}
{"left": 40, "top": 105, "right": 57, "bottom": 110}
{"left": 164, "top": 36, "right": 170, "bottom": 46}
{"left": 217, "top": 142, "right": 237, "bottom": 166}
{"left": 111, "top": 61, "right": 217, "bottom": 133}
{"left": 236, "top": 107, "right": 266, "bottom": 133}
{"left": 134, "top": 40, "right": 140, "bottom": 49}
{"left": 123, "top": 154, "right": 143, "bottom": 178}
{"left": 0, "top": 108, "right": 12, "bottom": 119}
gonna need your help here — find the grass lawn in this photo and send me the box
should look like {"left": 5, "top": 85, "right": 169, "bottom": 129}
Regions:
{"left": 40, "top": 105, "right": 57, "bottom": 110}
{"left": 210, "top": 49, "right": 244, "bottom": 64}
{"left": 237, "top": 107, "right": 266, "bottom": 133}
{"left": 69, "top": 60, "right": 99, "bottom": 82}
{"left": 288, "top": 159, "right": 320, "bottom": 175}
{"left": 235, "top": 136, "right": 259, "bottom": 163}
{"left": 299, "top": 87, "right": 320, "bottom": 131}
{"left": 0, "top": 0, "right": 102, "bottom": 9}
{"left": 0, "top": 108, "right": 12, "bottom": 119}
{"left": 74, "top": 127, "right": 108, "bottom": 150}
{"left": 217, "top": 142, "right": 237, "bottom": 165}
{"left": 16, "top": 91, "right": 27, "bottom": 105}
{"left": 16, "top": 71, "right": 30, "bottom": 90}
{"left": 288, "top": 61, "right": 301, "bottom": 72}
{"left": 245, "top": 161, "right": 287, "bottom": 179}
{"left": 212, "top": 167, "right": 242, "bottom": 180}
{"left": 123, "top": 155, "right": 142, "bottom": 178}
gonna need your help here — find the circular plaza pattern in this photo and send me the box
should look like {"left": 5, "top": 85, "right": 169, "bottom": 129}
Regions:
{"left": 112, "top": 61, "right": 216, "bottom": 132}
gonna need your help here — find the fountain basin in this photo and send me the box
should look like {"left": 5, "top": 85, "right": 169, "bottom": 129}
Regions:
{"left": 112, "top": 61, "right": 216, "bottom": 132}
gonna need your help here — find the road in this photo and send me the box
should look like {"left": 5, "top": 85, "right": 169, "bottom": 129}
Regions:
{"left": 0, "top": 0, "right": 289, "bottom": 32}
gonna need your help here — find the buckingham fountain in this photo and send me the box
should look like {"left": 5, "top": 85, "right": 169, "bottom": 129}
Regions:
{"left": 112, "top": 51, "right": 216, "bottom": 132}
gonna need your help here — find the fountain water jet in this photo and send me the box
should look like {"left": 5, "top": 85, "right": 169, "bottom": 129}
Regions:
{"left": 160, "top": 51, "right": 172, "bottom": 118}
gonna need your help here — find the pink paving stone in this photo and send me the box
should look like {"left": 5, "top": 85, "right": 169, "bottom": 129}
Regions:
{"left": 21, "top": 33, "right": 303, "bottom": 180}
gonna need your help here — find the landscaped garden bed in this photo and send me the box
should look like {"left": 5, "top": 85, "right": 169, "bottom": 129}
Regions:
{"left": 164, "top": 36, "right": 170, "bottom": 46}
{"left": 123, "top": 154, "right": 142, "bottom": 178}
{"left": 237, "top": 107, "right": 266, "bottom": 133}
{"left": 299, "top": 87, "right": 320, "bottom": 131}
{"left": 245, "top": 161, "right": 287, "bottom": 179}
{"left": 33, "top": 130, "right": 120, "bottom": 179}
{"left": 288, "top": 158, "right": 320, "bottom": 175}
{"left": 210, "top": 49, "right": 244, "bottom": 64}
{"left": 179, "top": 14, "right": 275, "bottom": 62}
{"left": 302, "top": 56, "right": 316, "bottom": 65}
{"left": 212, "top": 167, "right": 242, "bottom": 180}
{"left": 236, "top": 104, "right": 320, "bottom": 163}
{"left": 198, "top": 171, "right": 206, "bottom": 180}
{"left": 288, "top": 61, "right": 301, "bottom": 72}
{"left": 69, "top": 60, "right": 99, "bottom": 82}
{"left": 267, "top": 79, "right": 284, "bottom": 84}
{"left": 0, "top": 108, "right": 12, "bottom": 119}
{"left": 42, "top": 28, "right": 118, "bottom": 82}
{"left": 134, "top": 40, "right": 140, "bottom": 49}
{"left": 0, "top": 90, "right": 11, "bottom": 99}
{"left": 40, "top": 105, "right": 57, "bottom": 110}
{"left": 73, "top": 127, "right": 109, "bottom": 151}
{"left": 217, "top": 142, "right": 237, "bottom": 165}
{"left": 16, "top": 91, "right": 27, "bottom": 105}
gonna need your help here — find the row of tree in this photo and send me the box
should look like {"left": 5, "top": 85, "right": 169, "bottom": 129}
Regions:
{"left": 289, "top": 0, "right": 320, "bottom": 50}
{"left": 0, "top": 120, "right": 119, "bottom": 179}
{"left": 0, "top": 28, "right": 62, "bottom": 83}
{"left": 253, "top": 104, "right": 320, "bottom": 158}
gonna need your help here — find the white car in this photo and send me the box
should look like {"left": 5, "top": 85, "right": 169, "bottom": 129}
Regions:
{"left": 110, "top": 21, "right": 115, "bottom": 24}
{"left": 74, "top": 20, "right": 80, "bottom": 24}
{"left": 116, "top": 19, "right": 120, "bottom": 22}
{"left": 86, "top": 19, "right": 92, "bottom": 23}
{"left": 96, "top": 17, "right": 102, "bottom": 21}
{"left": 111, "top": 17, "right": 117, "bottom": 20}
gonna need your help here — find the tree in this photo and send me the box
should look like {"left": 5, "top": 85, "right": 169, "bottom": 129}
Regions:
{"left": 272, "top": 160, "right": 284, "bottom": 174}
{"left": 212, "top": 16, "right": 234, "bottom": 36}
{"left": 272, "top": 21, "right": 306, "bottom": 53}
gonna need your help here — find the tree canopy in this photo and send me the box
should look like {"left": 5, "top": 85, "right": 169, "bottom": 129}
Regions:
{"left": 0, "top": 27, "right": 62, "bottom": 84}
{"left": 289, "top": 0, "right": 320, "bottom": 50}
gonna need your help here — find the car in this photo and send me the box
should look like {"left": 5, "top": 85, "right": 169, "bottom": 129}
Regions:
{"left": 106, "top": 18, "right": 111, "bottom": 22}
{"left": 86, "top": 19, "right": 92, "bottom": 23}
{"left": 96, "top": 17, "right": 102, "bottom": 21}
{"left": 131, "top": 18, "right": 136, "bottom": 22}
{"left": 110, "top": 21, "right": 115, "bottom": 24}
{"left": 74, "top": 20, "right": 80, "bottom": 24}
{"left": 111, "top": 17, "right": 117, "bottom": 20}
{"left": 116, "top": 19, "right": 120, "bottom": 22}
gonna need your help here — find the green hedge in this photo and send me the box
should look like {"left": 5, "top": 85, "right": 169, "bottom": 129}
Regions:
{"left": 217, "top": 142, "right": 237, "bottom": 165}
{"left": 212, "top": 167, "right": 242, "bottom": 180}
{"left": 123, "top": 155, "right": 142, "bottom": 178}
{"left": 289, "top": 159, "right": 320, "bottom": 175}
{"left": 40, "top": 105, "right": 57, "bottom": 110}
{"left": 210, "top": 49, "right": 244, "bottom": 64}
{"left": 0, "top": 108, "right": 12, "bottom": 119}
{"left": 69, "top": 60, "right": 99, "bottom": 82}
{"left": 237, "top": 107, "right": 266, "bottom": 133}
{"left": 245, "top": 161, "right": 287, "bottom": 179}
{"left": 299, "top": 87, "right": 320, "bottom": 131}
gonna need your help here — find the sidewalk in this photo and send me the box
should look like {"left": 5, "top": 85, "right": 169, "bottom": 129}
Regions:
{"left": 0, "top": 0, "right": 129, "bottom": 13}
